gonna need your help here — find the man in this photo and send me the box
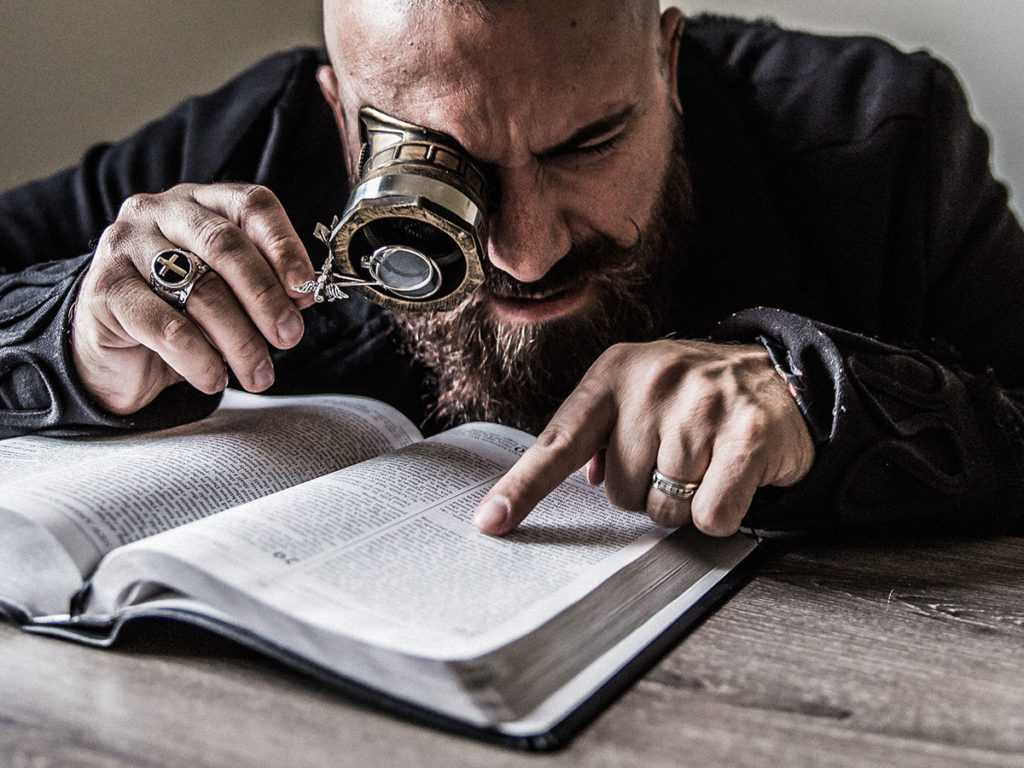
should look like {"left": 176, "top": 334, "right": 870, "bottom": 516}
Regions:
{"left": 1, "top": 1, "right": 1022, "bottom": 539}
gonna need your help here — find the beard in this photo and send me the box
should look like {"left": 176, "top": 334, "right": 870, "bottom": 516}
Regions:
{"left": 395, "top": 115, "right": 695, "bottom": 435}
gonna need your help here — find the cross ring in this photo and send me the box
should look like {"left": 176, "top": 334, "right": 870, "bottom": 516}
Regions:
{"left": 650, "top": 469, "right": 700, "bottom": 500}
{"left": 149, "top": 249, "right": 210, "bottom": 310}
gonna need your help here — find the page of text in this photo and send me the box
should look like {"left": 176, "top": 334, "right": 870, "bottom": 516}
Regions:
{"left": 0, "top": 391, "right": 420, "bottom": 576}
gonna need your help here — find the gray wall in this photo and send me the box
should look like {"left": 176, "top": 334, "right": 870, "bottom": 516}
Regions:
{"left": 0, "top": 1, "right": 323, "bottom": 191}
{"left": 1, "top": 1, "right": 1020, "bottom": 215}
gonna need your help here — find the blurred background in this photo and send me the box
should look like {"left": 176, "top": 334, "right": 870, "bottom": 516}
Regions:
{"left": 0, "top": 1, "right": 1019, "bottom": 215}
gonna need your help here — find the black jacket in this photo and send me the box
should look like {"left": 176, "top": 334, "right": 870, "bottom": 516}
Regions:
{"left": 2, "top": 16, "right": 1022, "bottom": 535}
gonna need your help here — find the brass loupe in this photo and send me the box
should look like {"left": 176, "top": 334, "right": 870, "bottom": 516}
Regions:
{"left": 296, "top": 107, "right": 489, "bottom": 313}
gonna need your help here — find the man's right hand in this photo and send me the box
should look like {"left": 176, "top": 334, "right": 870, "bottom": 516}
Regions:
{"left": 71, "top": 183, "right": 316, "bottom": 414}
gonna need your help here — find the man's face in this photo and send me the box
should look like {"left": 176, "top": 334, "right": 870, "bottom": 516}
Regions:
{"left": 321, "top": 0, "right": 692, "bottom": 430}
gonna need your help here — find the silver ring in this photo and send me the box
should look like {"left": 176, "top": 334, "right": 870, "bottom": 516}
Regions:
{"left": 651, "top": 469, "right": 700, "bottom": 500}
{"left": 149, "top": 249, "right": 210, "bottom": 310}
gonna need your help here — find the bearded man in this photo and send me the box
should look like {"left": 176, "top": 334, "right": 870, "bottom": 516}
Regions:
{"left": 1, "top": 1, "right": 1022, "bottom": 539}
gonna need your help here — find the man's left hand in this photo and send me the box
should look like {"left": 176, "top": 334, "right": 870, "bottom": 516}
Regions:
{"left": 473, "top": 340, "right": 816, "bottom": 536}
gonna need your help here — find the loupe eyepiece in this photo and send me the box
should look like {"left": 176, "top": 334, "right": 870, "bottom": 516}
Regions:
{"left": 310, "top": 106, "right": 489, "bottom": 313}
{"left": 363, "top": 245, "right": 441, "bottom": 300}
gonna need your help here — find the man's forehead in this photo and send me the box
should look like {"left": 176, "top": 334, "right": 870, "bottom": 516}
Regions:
{"left": 325, "top": 0, "right": 660, "bottom": 162}
{"left": 327, "top": 0, "right": 654, "bottom": 49}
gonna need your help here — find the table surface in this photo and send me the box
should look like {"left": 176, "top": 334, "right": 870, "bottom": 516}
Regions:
{"left": 3, "top": 534, "right": 1024, "bottom": 768}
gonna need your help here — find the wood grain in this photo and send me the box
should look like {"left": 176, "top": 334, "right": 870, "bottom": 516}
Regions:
{"left": 2, "top": 535, "right": 1023, "bottom": 767}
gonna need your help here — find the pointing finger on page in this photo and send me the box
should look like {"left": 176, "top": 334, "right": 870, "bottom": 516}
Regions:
{"left": 473, "top": 378, "right": 615, "bottom": 536}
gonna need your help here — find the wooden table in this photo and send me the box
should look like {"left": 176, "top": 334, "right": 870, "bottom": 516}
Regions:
{"left": 3, "top": 535, "right": 1023, "bottom": 767}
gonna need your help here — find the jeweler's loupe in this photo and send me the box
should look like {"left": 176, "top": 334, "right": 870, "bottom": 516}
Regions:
{"left": 307, "top": 106, "right": 490, "bottom": 312}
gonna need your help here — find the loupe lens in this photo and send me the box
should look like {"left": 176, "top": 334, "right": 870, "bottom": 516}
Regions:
{"left": 366, "top": 246, "right": 441, "bottom": 299}
{"left": 362, "top": 217, "right": 461, "bottom": 266}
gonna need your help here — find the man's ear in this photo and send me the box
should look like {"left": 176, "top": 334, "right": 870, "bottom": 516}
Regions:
{"left": 659, "top": 7, "right": 685, "bottom": 112}
{"left": 317, "top": 65, "right": 356, "bottom": 178}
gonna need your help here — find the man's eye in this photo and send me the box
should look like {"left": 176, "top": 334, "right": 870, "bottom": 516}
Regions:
{"left": 570, "top": 133, "right": 626, "bottom": 158}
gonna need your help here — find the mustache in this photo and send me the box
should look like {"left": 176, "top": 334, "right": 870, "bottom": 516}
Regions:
{"left": 480, "top": 227, "right": 642, "bottom": 300}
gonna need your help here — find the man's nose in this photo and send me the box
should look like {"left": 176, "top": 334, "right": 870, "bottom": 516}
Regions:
{"left": 485, "top": 167, "right": 571, "bottom": 284}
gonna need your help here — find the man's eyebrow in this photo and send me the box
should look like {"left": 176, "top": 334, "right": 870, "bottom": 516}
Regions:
{"left": 535, "top": 105, "right": 636, "bottom": 159}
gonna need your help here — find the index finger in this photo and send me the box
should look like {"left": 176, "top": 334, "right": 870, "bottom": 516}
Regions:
{"left": 473, "top": 381, "right": 615, "bottom": 535}
{"left": 190, "top": 184, "right": 314, "bottom": 303}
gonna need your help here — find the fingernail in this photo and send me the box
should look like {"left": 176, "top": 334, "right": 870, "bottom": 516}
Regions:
{"left": 288, "top": 268, "right": 314, "bottom": 293}
{"left": 216, "top": 367, "right": 229, "bottom": 392}
{"left": 252, "top": 358, "right": 275, "bottom": 391}
{"left": 276, "top": 310, "right": 304, "bottom": 346}
{"left": 473, "top": 495, "right": 510, "bottom": 532}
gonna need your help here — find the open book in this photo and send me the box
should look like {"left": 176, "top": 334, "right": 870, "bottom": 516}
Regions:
{"left": 0, "top": 390, "right": 759, "bottom": 749}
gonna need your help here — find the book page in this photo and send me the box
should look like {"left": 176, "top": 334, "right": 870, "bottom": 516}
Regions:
{"left": 87, "top": 422, "right": 685, "bottom": 658}
{"left": 0, "top": 391, "right": 421, "bottom": 578}
{"left": 0, "top": 510, "right": 82, "bottom": 619}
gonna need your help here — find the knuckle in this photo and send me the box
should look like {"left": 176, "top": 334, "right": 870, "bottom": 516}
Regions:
{"left": 197, "top": 217, "right": 247, "bottom": 259}
{"left": 639, "top": 357, "right": 676, "bottom": 392}
{"left": 234, "top": 185, "right": 284, "bottom": 229}
{"left": 171, "top": 182, "right": 199, "bottom": 198}
{"left": 237, "top": 184, "right": 279, "bottom": 210}
{"left": 117, "top": 192, "right": 158, "bottom": 220}
{"left": 604, "top": 342, "right": 636, "bottom": 363}
{"left": 624, "top": 341, "right": 692, "bottom": 399}
{"left": 590, "top": 342, "right": 636, "bottom": 374}
{"left": 96, "top": 221, "right": 138, "bottom": 262}
{"left": 687, "top": 387, "right": 726, "bottom": 425}
{"left": 260, "top": 227, "right": 301, "bottom": 264}
{"left": 159, "top": 314, "right": 195, "bottom": 349}
{"left": 533, "top": 422, "right": 577, "bottom": 459}
{"left": 158, "top": 317, "right": 221, "bottom": 385}
{"left": 183, "top": 273, "right": 232, "bottom": 318}
{"left": 605, "top": 482, "right": 643, "bottom": 512}
{"left": 734, "top": 406, "right": 773, "bottom": 449}
{"left": 646, "top": 482, "right": 693, "bottom": 525}
{"left": 230, "top": 330, "right": 268, "bottom": 363}
{"left": 691, "top": 506, "right": 740, "bottom": 537}
{"left": 191, "top": 271, "right": 231, "bottom": 303}
{"left": 248, "top": 277, "right": 285, "bottom": 312}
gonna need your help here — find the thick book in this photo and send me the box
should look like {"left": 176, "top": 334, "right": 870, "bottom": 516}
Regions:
{"left": 0, "top": 390, "right": 760, "bottom": 749}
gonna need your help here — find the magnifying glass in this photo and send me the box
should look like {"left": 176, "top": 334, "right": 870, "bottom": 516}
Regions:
{"left": 298, "top": 107, "right": 490, "bottom": 313}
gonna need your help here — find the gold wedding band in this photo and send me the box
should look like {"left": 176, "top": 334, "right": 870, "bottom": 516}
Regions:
{"left": 650, "top": 469, "right": 700, "bottom": 500}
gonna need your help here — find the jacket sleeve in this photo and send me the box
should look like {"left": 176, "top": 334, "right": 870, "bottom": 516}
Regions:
{"left": 0, "top": 256, "right": 220, "bottom": 438}
{"left": 0, "top": 51, "right": 311, "bottom": 438}
{"left": 713, "top": 62, "right": 1024, "bottom": 536}
{"left": 713, "top": 308, "right": 1024, "bottom": 536}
